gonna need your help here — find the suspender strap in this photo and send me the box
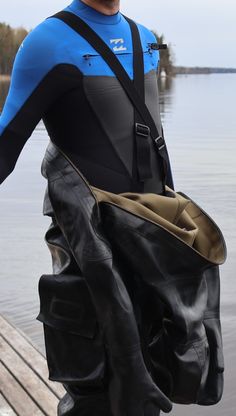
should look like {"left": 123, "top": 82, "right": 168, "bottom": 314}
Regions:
{"left": 125, "top": 16, "right": 152, "bottom": 188}
{"left": 49, "top": 10, "right": 173, "bottom": 189}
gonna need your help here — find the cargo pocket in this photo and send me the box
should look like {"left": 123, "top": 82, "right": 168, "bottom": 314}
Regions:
{"left": 171, "top": 336, "right": 210, "bottom": 404}
{"left": 149, "top": 328, "right": 210, "bottom": 404}
{"left": 36, "top": 273, "right": 106, "bottom": 387}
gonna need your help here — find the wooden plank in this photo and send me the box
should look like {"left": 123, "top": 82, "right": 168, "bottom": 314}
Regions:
{"left": 0, "top": 335, "right": 59, "bottom": 416}
{"left": 0, "top": 362, "right": 44, "bottom": 416}
{"left": 0, "top": 393, "right": 17, "bottom": 416}
{"left": 0, "top": 315, "right": 64, "bottom": 398}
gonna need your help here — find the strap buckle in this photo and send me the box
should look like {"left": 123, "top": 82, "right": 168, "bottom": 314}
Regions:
{"left": 154, "top": 136, "right": 166, "bottom": 151}
{"left": 135, "top": 123, "right": 150, "bottom": 137}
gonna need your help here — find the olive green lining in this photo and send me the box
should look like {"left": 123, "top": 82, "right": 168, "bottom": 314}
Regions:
{"left": 91, "top": 185, "right": 225, "bottom": 264}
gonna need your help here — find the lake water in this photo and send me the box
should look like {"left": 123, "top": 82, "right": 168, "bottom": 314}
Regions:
{"left": 0, "top": 74, "right": 235, "bottom": 415}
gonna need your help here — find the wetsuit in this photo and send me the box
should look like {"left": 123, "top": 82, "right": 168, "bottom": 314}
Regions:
{"left": 0, "top": 0, "right": 167, "bottom": 194}
{"left": 0, "top": 1, "right": 172, "bottom": 415}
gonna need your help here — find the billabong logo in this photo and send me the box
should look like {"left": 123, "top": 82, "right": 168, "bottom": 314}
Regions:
{"left": 110, "top": 38, "right": 127, "bottom": 52}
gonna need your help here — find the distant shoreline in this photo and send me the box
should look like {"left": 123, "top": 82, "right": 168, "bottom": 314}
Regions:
{"left": 173, "top": 66, "right": 236, "bottom": 74}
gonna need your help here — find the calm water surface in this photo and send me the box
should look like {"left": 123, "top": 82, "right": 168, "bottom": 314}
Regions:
{"left": 0, "top": 74, "right": 235, "bottom": 415}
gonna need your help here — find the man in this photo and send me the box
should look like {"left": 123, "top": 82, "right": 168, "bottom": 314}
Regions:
{"left": 0, "top": 0, "right": 173, "bottom": 414}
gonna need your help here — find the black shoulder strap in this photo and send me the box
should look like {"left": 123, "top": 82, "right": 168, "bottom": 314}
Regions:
{"left": 125, "top": 16, "right": 152, "bottom": 188}
{"left": 48, "top": 10, "right": 174, "bottom": 189}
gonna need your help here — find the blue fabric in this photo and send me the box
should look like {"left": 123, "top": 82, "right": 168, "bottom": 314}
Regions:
{"left": 0, "top": 0, "right": 159, "bottom": 135}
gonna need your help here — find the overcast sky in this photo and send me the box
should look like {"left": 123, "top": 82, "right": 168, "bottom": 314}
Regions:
{"left": 1, "top": 0, "right": 236, "bottom": 67}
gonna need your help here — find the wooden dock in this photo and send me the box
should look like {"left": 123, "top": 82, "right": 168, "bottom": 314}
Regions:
{"left": 0, "top": 314, "right": 65, "bottom": 416}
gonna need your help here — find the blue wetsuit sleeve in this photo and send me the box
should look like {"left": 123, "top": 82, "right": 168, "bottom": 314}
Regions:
{"left": 0, "top": 22, "right": 63, "bottom": 185}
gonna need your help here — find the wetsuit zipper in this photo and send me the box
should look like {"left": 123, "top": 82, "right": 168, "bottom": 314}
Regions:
{"left": 83, "top": 50, "right": 152, "bottom": 59}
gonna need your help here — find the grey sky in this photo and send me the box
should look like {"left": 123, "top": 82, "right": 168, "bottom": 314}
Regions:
{"left": 1, "top": 0, "right": 235, "bottom": 67}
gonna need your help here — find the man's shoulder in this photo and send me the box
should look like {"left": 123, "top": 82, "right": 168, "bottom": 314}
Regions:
{"left": 131, "top": 19, "right": 160, "bottom": 66}
{"left": 18, "top": 17, "right": 64, "bottom": 58}
{"left": 13, "top": 21, "right": 55, "bottom": 70}
{"left": 13, "top": 15, "right": 75, "bottom": 74}
{"left": 136, "top": 21, "right": 157, "bottom": 43}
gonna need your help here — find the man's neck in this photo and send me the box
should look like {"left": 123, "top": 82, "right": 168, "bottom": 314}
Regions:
{"left": 80, "top": 0, "right": 120, "bottom": 16}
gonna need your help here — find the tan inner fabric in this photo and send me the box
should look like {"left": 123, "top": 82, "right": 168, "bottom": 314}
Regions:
{"left": 90, "top": 185, "right": 225, "bottom": 264}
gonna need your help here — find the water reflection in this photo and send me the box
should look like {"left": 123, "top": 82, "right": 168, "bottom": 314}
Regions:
{"left": 158, "top": 75, "right": 174, "bottom": 122}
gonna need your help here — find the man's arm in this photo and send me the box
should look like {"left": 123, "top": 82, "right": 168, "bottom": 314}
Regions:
{"left": 0, "top": 20, "right": 66, "bottom": 184}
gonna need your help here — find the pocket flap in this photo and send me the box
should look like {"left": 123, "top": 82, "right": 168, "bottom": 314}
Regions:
{"left": 36, "top": 273, "right": 98, "bottom": 339}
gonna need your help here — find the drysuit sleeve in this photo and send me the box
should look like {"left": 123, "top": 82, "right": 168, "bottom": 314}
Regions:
{"left": 0, "top": 22, "right": 66, "bottom": 185}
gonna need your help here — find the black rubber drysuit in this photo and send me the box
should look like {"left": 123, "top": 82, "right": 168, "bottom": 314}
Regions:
{"left": 37, "top": 141, "right": 226, "bottom": 416}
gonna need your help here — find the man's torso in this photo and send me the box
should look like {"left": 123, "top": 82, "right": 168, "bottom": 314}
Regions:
{"left": 0, "top": 0, "right": 164, "bottom": 193}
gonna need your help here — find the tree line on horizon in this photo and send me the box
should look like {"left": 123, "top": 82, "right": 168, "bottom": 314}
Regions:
{"left": 0, "top": 22, "right": 174, "bottom": 76}
{"left": 0, "top": 23, "right": 28, "bottom": 74}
